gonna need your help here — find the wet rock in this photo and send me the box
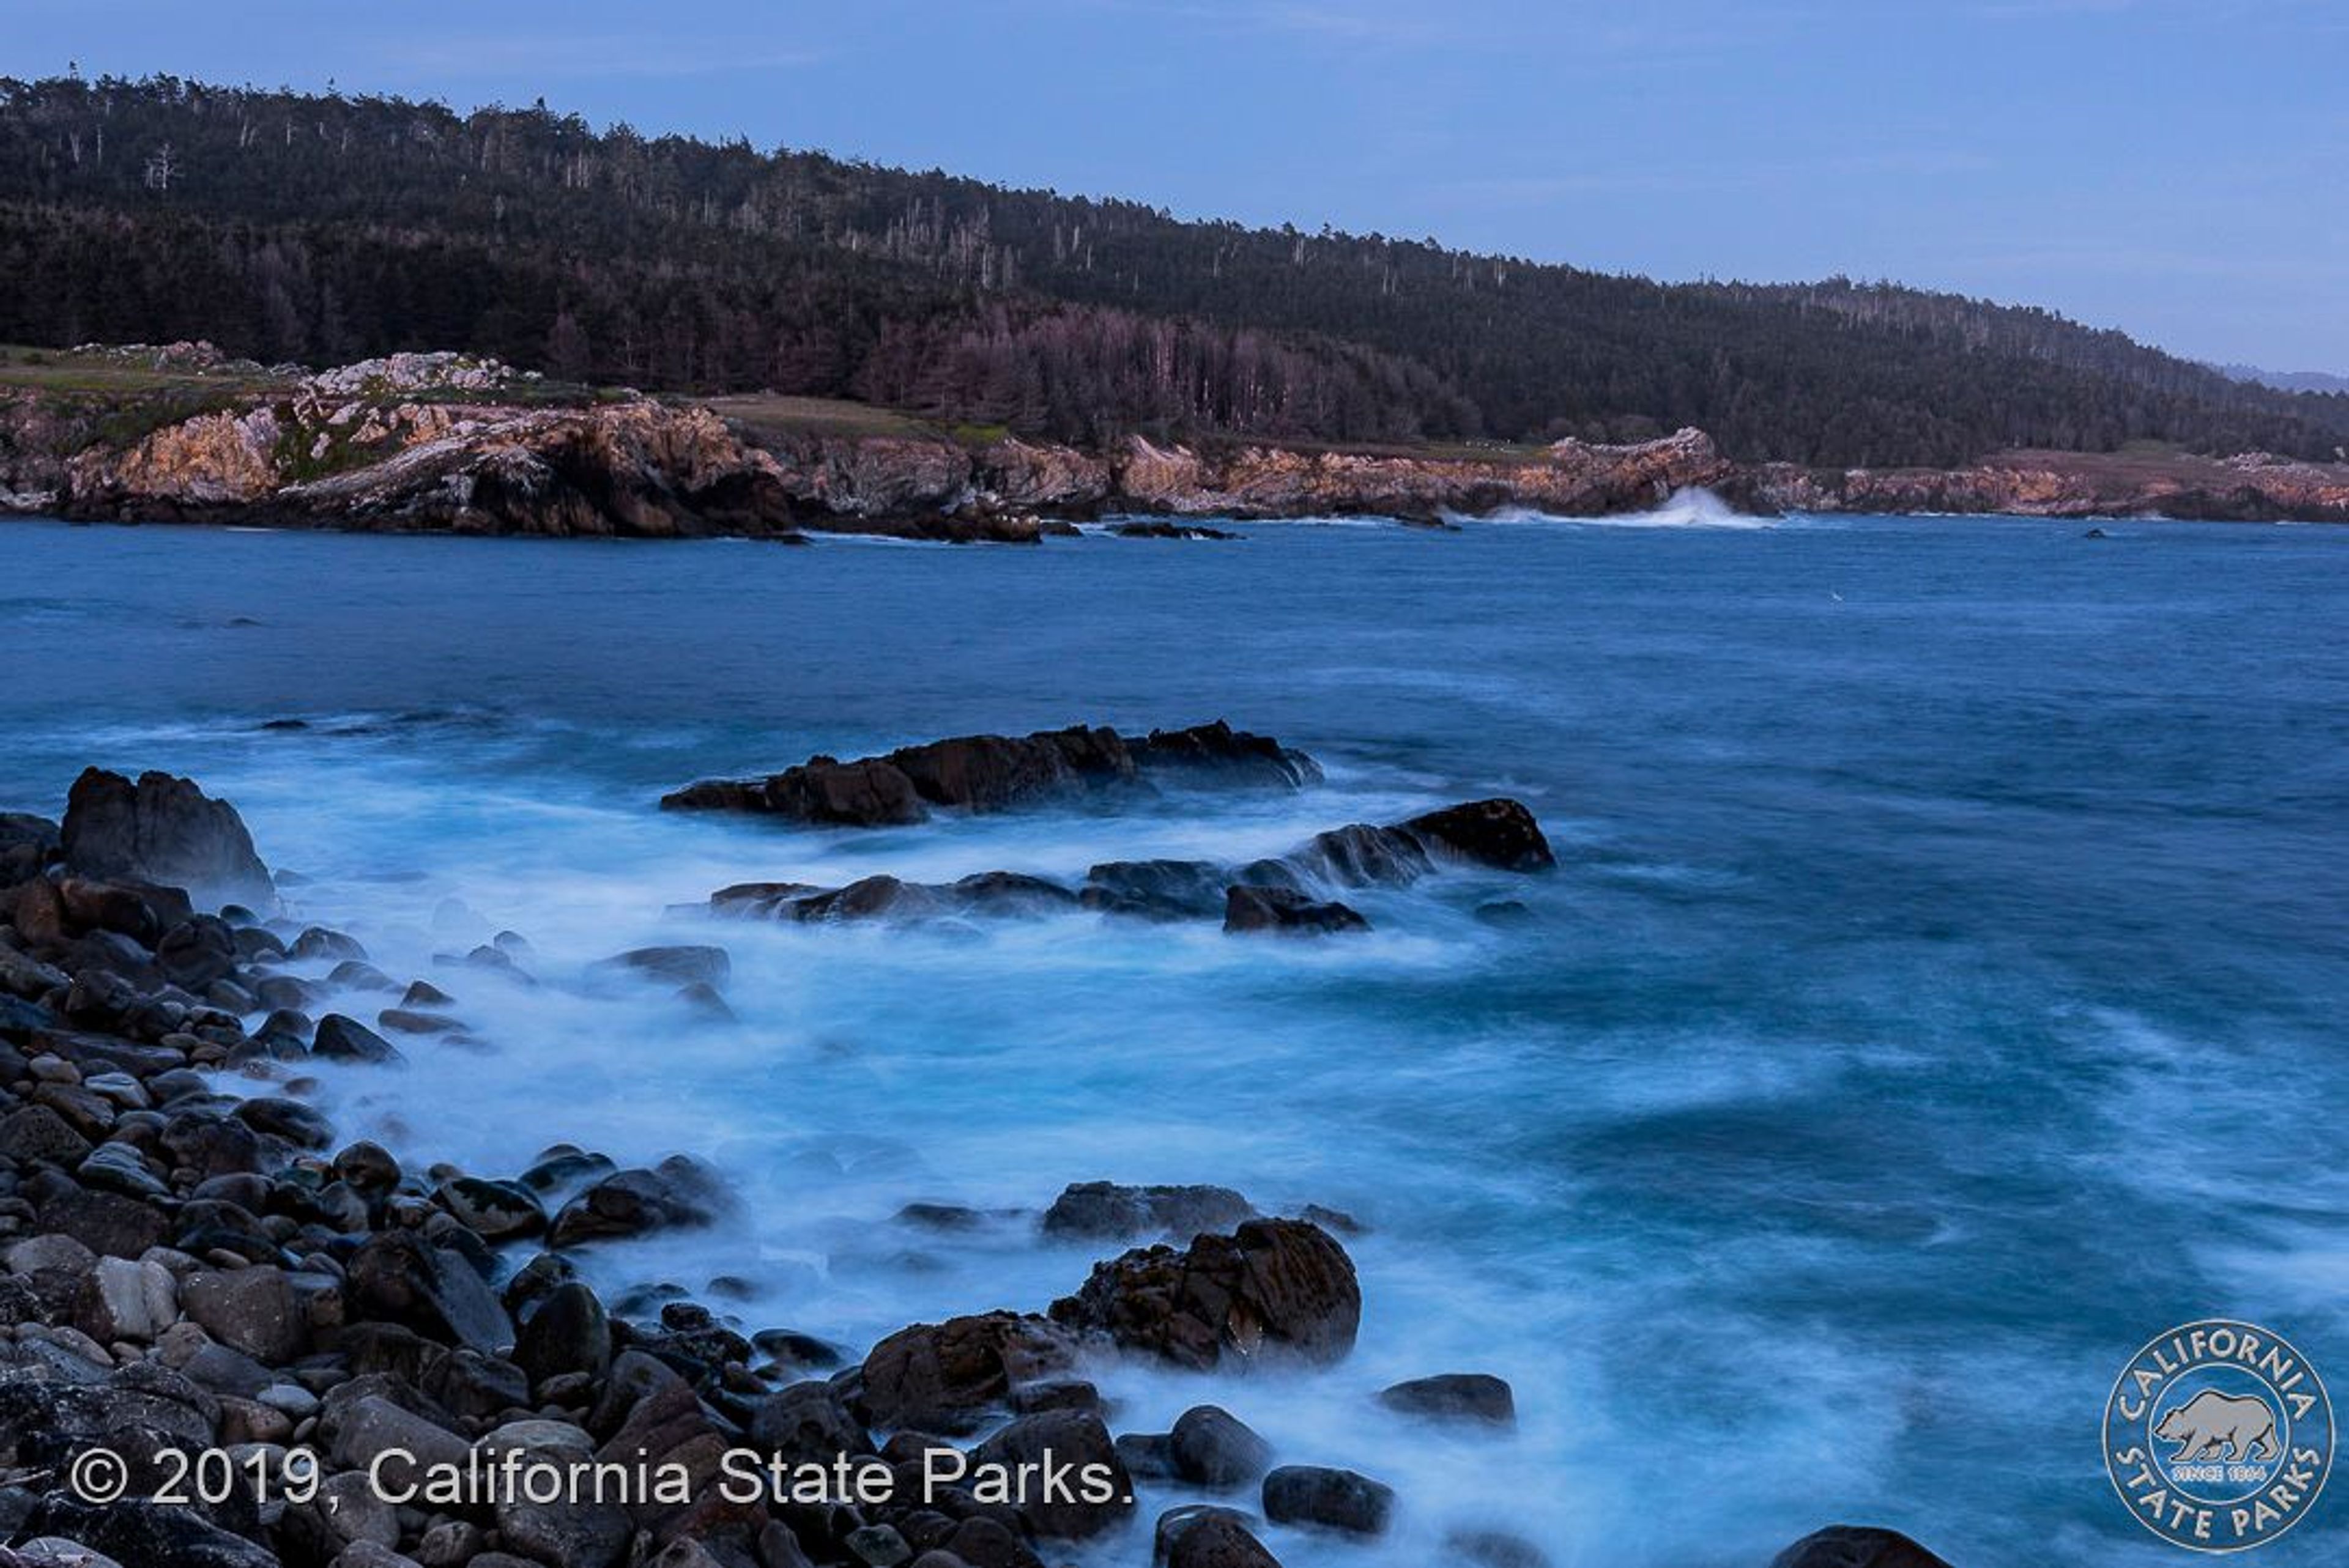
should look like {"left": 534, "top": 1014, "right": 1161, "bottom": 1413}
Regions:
{"left": 35, "top": 1183, "right": 169, "bottom": 1259}
{"left": 1289, "top": 824, "right": 1431, "bottom": 888}
{"left": 1400, "top": 798, "right": 1555, "bottom": 871}
{"left": 0, "top": 1103, "right": 94, "bottom": 1164}
{"left": 1116, "top": 1430, "right": 1180, "bottom": 1480}
{"left": 436, "top": 1175, "right": 547, "bottom": 1243}
{"left": 313, "top": 1012, "right": 403, "bottom": 1065}
{"left": 521, "top": 1144, "right": 618, "bottom": 1197}
{"left": 1050, "top": 1219, "right": 1360, "bottom": 1371}
{"left": 751, "top": 1378, "right": 877, "bottom": 1467}
{"left": 1171, "top": 1405, "right": 1273, "bottom": 1490}
{"left": 58, "top": 768, "right": 274, "bottom": 907}
{"left": 1377, "top": 1372, "right": 1516, "bottom": 1427}
{"left": 488, "top": 1427, "right": 633, "bottom": 1568}
{"left": 665, "top": 721, "right": 1316, "bottom": 825}
{"left": 182, "top": 1265, "right": 306, "bottom": 1363}
{"left": 73, "top": 1256, "right": 179, "bottom": 1343}
{"left": 154, "top": 917, "right": 239, "bottom": 991}
{"left": 548, "top": 1155, "right": 729, "bottom": 1247}
{"left": 346, "top": 1230, "right": 513, "bottom": 1353}
{"left": 1042, "top": 1181, "right": 1258, "bottom": 1244}
{"left": 79, "top": 1142, "right": 171, "bottom": 1200}
{"left": 1768, "top": 1526, "right": 1954, "bottom": 1568}
{"left": 1446, "top": 1528, "right": 1552, "bottom": 1568}
{"left": 789, "top": 876, "right": 946, "bottom": 923}
{"left": 589, "top": 945, "right": 732, "bottom": 989}
{"left": 1127, "top": 721, "right": 1322, "bottom": 788}
{"left": 968, "top": 1409, "right": 1132, "bottom": 1540}
{"left": 858, "top": 1311, "right": 1081, "bottom": 1432}
{"left": 18, "top": 1498, "right": 278, "bottom": 1568}
{"left": 1155, "top": 1505, "right": 1282, "bottom": 1568}
{"left": 1079, "top": 859, "right": 1242, "bottom": 920}
{"left": 844, "top": 1525, "right": 914, "bottom": 1567}
{"left": 377, "top": 1007, "right": 462, "bottom": 1035}
{"left": 1222, "top": 886, "right": 1370, "bottom": 936}
{"left": 232, "top": 1096, "right": 335, "bottom": 1148}
{"left": 298, "top": 929, "right": 370, "bottom": 963}
{"left": 514, "top": 1280, "right": 612, "bottom": 1391}
{"left": 333, "top": 1139, "right": 402, "bottom": 1194}
{"left": 330, "top": 1392, "right": 470, "bottom": 1490}
{"left": 1260, "top": 1465, "right": 1394, "bottom": 1537}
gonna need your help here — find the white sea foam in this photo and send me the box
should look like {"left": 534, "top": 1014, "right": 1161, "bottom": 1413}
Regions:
{"left": 1461, "top": 486, "right": 1773, "bottom": 530}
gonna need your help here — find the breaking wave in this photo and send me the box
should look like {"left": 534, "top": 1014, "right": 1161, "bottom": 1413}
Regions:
{"left": 1461, "top": 486, "right": 1773, "bottom": 529}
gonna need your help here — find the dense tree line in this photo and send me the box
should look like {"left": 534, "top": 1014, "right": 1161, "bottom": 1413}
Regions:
{"left": 1, "top": 73, "right": 2342, "bottom": 463}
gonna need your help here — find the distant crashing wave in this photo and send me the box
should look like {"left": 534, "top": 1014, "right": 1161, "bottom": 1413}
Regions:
{"left": 1455, "top": 486, "right": 1773, "bottom": 530}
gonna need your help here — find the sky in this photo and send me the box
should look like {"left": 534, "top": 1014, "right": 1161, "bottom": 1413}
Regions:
{"left": 10, "top": 0, "right": 2347, "bottom": 371}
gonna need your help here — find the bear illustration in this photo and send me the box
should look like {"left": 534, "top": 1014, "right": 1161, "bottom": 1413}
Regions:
{"left": 2156, "top": 1389, "right": 2281, "bottom": 1463}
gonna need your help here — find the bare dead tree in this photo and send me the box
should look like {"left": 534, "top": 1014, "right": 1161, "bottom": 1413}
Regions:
{"left": 143, "top": 140, "right": 180, "bottom": 192}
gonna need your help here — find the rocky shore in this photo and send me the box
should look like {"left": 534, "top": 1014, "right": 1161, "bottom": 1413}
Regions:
{"left": 12, "top": 343, "right": 2336, "bottom": 542}
{"left": 0, "top": 738, "right": 1956, "bottom": 1568}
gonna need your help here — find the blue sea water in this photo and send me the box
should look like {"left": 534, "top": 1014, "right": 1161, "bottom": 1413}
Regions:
{"left": 2, "top": 508, "right": 2346, "bottom": 1566}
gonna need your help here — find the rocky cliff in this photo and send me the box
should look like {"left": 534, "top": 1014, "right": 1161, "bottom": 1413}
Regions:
{"left": 1735, "top": 449, "right": 2349, "bottom": 523}
{"left": 6, "top": 345, "right": 2346, "bottom": 537}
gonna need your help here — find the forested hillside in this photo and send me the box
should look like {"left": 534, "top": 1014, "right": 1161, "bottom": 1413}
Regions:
{"left": 3, "top": 74, "right": 2343, "bottom": 464}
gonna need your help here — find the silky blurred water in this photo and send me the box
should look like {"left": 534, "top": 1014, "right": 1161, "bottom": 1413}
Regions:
{"left": 3, "top": 510, "right": 2346, "bottom": 1566}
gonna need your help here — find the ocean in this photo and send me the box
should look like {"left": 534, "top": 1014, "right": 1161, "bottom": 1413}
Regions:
{"left": 4, "top": 507, "right": 2344, "bottom": 1566}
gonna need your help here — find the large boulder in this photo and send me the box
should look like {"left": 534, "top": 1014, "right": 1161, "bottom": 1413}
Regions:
{"left": 1400, "top": 798, "right": 1554, "bottom": 871}
{"left": 1769, "top": 1526, "right": 1954, "bottom": 1568}
{"left": 857, "top": 1311, "right": 1080, "bottom": 1432}
{"left": 345, "top": 1230, "right": 513, "bottom": 1354}
{"left": 1170, "top": 1405, "right": 1273, "bottom": 1491}
{"left": 313, "top": 1013, "right": 404, "bottom": 1066}
{"left": 1050, "top": 1219, "right": 1360, "bottom": 1371}
{"left": 548, "top": 1156, "right": 730, "bottom": 1247}
{"left": 58, "top": 769, "right": 273, "bottom": 906}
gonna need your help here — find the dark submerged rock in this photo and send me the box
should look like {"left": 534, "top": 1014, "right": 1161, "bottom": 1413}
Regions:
{"left": 588, "top": 944, "right": 732, "bottom": 989}
{"left": 1042, "top": 1180, "right": 1258, "bottom": 1244}
{"left": 1769, "top": 1526, "right": 1955, "bottom": 1568}
{"left": 1376, "top": 1372, "right": 1517, "bottom": 1427}
{"left": 1260, "top": 1465, "right": 1395, "bottom": 1537}
{"left": 1222, "top": 885, "right": 1370, "bottom": 936}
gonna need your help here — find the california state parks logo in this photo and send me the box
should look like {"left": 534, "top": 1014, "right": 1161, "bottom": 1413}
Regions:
{"left": 2104, "top": 1320, "right": 2333, "bottom": 1552}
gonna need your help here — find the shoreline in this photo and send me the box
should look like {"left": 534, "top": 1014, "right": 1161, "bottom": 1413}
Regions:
{"left": 0, "top": 748, "right": 1961, "bottom": 1568}
{"left": 5, "top": 349, "right": 2345, "bottom": 546}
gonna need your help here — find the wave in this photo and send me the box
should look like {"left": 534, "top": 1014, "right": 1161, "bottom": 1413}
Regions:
{"left": 1459, "top": 486, "right": 1774, "bottom": 530}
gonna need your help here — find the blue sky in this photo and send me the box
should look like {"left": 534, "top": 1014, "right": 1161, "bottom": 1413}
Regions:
{"left": 13, "top": 0, "right": 2346, "bottom": 369}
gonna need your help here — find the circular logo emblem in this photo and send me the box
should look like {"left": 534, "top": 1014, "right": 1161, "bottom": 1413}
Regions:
{"left": 2104, "top": 1320, "right": 2333, "bottom": 1553}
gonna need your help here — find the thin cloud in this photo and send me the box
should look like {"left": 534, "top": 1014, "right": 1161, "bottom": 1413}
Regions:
{"left": 374, "top": 34, "right": 826, "bottom": 81}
